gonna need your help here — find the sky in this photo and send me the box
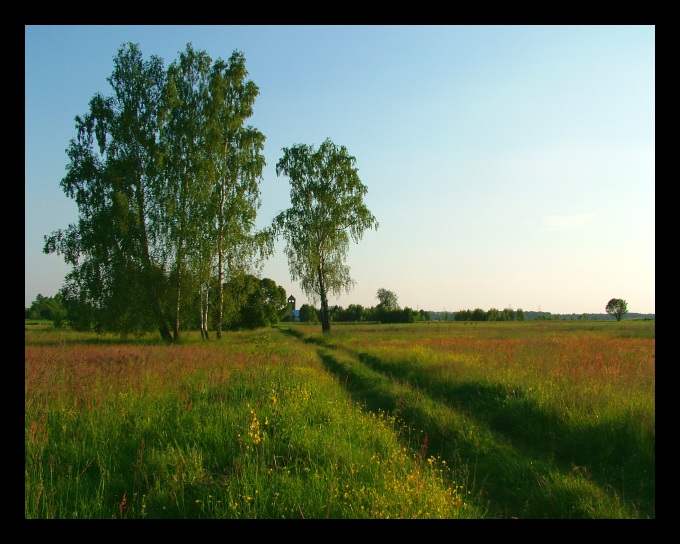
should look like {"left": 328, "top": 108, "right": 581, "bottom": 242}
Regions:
{"left": 25, "top": 25, "right": 655, "bottom": 315}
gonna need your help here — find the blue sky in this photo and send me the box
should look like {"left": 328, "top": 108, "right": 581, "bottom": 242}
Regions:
{"left": 25, "top": 25, "right": 655, "bottom": 314}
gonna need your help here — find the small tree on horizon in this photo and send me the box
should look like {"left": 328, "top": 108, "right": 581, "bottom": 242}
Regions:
{"left": 605, "top": 298, "right": 629, "bottom": 321}
{"left": 376, "top": 288, "right": 400, "bottom": 311}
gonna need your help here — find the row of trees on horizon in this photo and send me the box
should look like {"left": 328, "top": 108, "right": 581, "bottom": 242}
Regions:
{"left": 27, "top": 289, "right": 640, "bottom": 330}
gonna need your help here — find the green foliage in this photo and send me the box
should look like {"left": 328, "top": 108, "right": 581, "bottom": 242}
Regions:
{"left": 59, "top": 293, "right": 97, "bottom": 332}
{"left": 501, "top": 307, "right": 516, "bottom": 321}
{"left": 162, "top": 46, "right": 269, "bottom": 340}
{"left": 452, "top": 307, "right": 525, "bottom": 322}
{"left": 344, "top": 304, "right": 364, "bottom": 321}
{"left": 272, "top": 138, "right": 378, "bottom": 334}
{"left": 455, "top": 309, "right": 471, "bottom": 322}
{"left": 373, "top": 306, "right": 420, "bottom": 324}
{"left": 26, "top": 294, "right": 66, "bottom": 327}
{"left": 471, "top": 308, "right": 487, "bottom": 321}
{"left": 605, "top": 298, "right": 629, "bottom": 321}
{"left": 43, "top": 42, "right": 173, "bottom": 340}
{"left": 207, "top": 51, "right": 270, "bottom": 337}
{"left": 298, "top": 303, "right": 319, "bottom": 323}
{"left": 222, "top": 274, "right": 288, "bottom": 330}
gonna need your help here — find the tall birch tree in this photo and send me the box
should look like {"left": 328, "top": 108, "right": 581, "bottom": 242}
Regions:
{"left": 206, "top": 51, "right": 269, "bottom": 338}
{"left": 161, "top": 44, "right": 215, "bottom": 341}
{"left": 272, "top": 138, "right": 378, "bottom": 333}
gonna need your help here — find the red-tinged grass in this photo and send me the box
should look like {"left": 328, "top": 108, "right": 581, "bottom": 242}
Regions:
{"left": 25, "top": 327, "right": 483, "bottom": 519}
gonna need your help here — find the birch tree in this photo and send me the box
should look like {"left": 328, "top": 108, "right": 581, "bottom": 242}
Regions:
{"left": 161, "top": 44, "right": 216, "bottom": 340}
{"left": 272, "top": 138, "right": 378, "bottom": 333}
{"left": 206, "top": 51, "right": 269, "bottom": 338}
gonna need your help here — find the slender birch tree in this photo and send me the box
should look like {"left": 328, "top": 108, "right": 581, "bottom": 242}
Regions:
{"left": 272, "top": 138, "right": 378, "bottom": 333}
{"left": 161, "top": 44, "right": 216, "bottom": 341}
{"left": 206, "top": 51, "right": 269, "bottom": 338}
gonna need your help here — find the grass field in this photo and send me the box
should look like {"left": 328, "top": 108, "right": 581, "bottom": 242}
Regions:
{"left": 25, "top": 319, "right": 654, "bottom": 518}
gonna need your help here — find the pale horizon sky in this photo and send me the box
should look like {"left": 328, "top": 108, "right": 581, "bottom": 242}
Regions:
{"left": 25, "top": 25, "right": 655, "bottom": 315}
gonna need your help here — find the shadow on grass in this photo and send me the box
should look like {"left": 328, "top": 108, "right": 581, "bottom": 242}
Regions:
{"left": 276, "top": 326, "right": 654, "bottom": 519}
{"left": 357, "top": 352, "right": 654, "bottom": 489}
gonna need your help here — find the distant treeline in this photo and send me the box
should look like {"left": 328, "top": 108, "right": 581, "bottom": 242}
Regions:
{"left": 429, "top": 311, "right": 654, "bottom": 322}
{"left": 298, "top": 306, "right": 655, "bottom": 324}
{"left": 523, "top": 311, "right": 654, "bottom": 321}
{"left": 26, "top": 292, "right": 654, "bottom": 328}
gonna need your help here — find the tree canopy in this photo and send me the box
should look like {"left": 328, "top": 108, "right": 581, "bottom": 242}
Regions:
{"left": 272, "top": 138, "right": 378, "bottom": 333}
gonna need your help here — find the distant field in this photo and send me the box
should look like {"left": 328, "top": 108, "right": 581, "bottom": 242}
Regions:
{"left": 25, "top": 320, "right": 654, "bottom": 518}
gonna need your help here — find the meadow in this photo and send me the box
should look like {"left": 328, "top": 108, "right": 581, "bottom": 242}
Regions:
{"left": 25, "top": 319, "right": 655, "bottom": 519}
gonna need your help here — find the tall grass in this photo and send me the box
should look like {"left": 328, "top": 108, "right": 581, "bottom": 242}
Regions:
{"left": 25, "top": 320, "right": 654, "bottom": 518}
{"left": 25, "top": 327, "right": 480, "bottom": 519}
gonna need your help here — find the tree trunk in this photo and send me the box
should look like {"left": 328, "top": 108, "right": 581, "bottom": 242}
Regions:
{"left": 140, "top": 242, "right": 172, "bottom": 342}
{"left": 201, "top": 284, "right": 210, "bottom": 340}
{"left": 174, "top": 260, "right": 182, "bottom": 341}
{"left": 173, "top": 171, "right": 190, "bottom": 342}
{"left": 132, "top": 148, "right": 172, "bottom": 343}
{"left": 318, "top": 266, "right": 331, "bottom": 334}
{"left": 147, "top": 271, "right": 173, "bottom": 343}
{"left": 216, "top": 233, "right": 224, "bottom": 339}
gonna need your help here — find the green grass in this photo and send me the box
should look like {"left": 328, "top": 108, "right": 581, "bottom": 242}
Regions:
{"left": 25, "top": 320, "right": 654, "bottom": 518}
